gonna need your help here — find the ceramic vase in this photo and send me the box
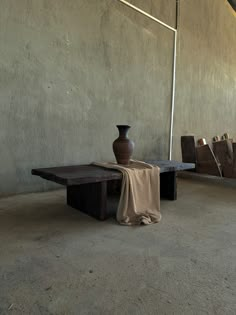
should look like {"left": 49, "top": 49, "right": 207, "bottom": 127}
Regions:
{"left": 113, "top": 125, "right": 134, "bottom": 165}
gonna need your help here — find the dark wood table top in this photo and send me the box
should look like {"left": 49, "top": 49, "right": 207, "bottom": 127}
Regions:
{"left": 146, "top": 160, "right": 195, "bottom": 172}
{"left": 32, "top": 161, "right": 195, "bottom": 186}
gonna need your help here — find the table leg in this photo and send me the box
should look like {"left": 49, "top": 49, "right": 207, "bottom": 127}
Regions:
{"left": 160, "top": 171, "right": 177, "bottom": 200}
{"left": 67, "top": 182, "right": 107, "bottom": 220}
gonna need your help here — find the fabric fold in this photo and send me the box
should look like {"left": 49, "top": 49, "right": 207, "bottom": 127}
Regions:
{"left": 93, "top": 160, "right": 161, "bottom": 225}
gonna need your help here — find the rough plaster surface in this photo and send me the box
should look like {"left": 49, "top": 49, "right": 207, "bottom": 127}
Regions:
{"left": 0, "top": 0, "right": 235, "bottom": 195}
{"left": 0, "top": 0, "right": 173, "bottom": 195}
{"left": 0, "top": 179, "right": 236, "bottom": 314}
{"left": 173, "top": 0, "right": 236, "bottom": 159}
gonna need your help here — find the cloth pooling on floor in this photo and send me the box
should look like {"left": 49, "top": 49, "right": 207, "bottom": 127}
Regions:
{"left": 93, "top": 160, "right": 161, "bottom": 225}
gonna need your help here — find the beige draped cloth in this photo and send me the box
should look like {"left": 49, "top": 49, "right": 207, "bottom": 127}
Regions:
{"left": 94, "top": 160, "right": 161, "bottom": 225}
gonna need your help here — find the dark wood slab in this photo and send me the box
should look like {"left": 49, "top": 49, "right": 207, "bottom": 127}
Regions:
{"left": 32, "top": 161, "right": 195, "bottom": 186}
{"left": 67, "top": 182, "right": 107, "bottom": 220}
{"left": 213, "top": 140, "right": 233, "bottom": 178}
{"left": 146, "top": 160, "right": 195, "bottom": 172}
{"left": 32, "top": 165, "right": 122, "bottom": 186}
{"left": 196, "top": 144, "right": 222, "bottom": 177}
{"left": 181, "top": 136, "right": 197, "bottom": 165}
{"left": 233, "top": 143, "right": 236, "bottom": 178}
{"left": 160, "top": 172, "right": 177, "bottom": 200}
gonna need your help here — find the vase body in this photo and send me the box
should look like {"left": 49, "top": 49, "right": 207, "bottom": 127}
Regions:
{"left": 113, "top": 125, "right": 134, "bottom": 165}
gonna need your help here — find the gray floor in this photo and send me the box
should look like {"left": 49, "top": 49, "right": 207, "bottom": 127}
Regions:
{"left": 0, "top": 178, "right": 236, "bottom": 315}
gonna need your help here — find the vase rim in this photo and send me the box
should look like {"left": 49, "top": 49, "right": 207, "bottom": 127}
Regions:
{"left": 116, "top": 125, "right": 131, "bottom": 128}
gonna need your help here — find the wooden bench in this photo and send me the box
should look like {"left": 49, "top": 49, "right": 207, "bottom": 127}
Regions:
{"left": 32, "top": 160, "right": 195, "bottom": 220}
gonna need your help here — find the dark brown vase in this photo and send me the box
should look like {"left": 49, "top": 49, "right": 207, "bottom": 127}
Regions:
{"left": 113, "top": 125, "right": 134, "bottom": 165}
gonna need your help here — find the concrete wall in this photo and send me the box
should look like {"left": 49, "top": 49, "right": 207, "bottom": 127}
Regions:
{"left": 0, "top": 0, "right": 235, "bottom": 195}
{"left": 173, "top": 0, "right": 236, "bottom": 159}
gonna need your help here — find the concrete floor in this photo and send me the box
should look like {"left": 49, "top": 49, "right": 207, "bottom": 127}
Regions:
{"left": 0, "top": 178, "right": 236, "bottom": 315}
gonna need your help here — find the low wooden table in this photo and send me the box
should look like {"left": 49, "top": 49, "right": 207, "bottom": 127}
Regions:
{"left": 32, "top": 160, "right": 194, "bottom": 220}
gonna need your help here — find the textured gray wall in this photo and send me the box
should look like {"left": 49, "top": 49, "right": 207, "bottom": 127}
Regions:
{"left": 173, "top": 0, "right": 236, "bottom": 159}
{"left": 0, "top": 0, "right": 235, "bottom": 195}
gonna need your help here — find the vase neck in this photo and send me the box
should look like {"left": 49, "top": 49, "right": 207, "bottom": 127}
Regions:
{"left": 117, "top": 125, "right": 130, "bottom": 138}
